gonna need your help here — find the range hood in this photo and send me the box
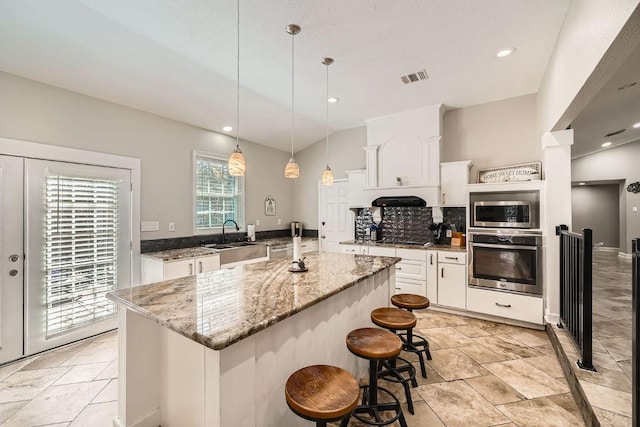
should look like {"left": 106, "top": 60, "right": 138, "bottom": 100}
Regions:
{"left": 372, "top": 196, "right": 426, "bottom": 207}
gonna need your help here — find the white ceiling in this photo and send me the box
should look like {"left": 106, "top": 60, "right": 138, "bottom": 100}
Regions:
{"left": 0, "top": 0, "right": 570, "bottom": 152}
{"left": 571, "top": 42, "right": 640, "bottom": 158}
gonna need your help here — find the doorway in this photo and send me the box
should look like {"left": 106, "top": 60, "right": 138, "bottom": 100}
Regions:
{"left": 0, "top": 154, "right": 132, "bottom": 364}
{"left": 571, "top": 182, "right": 621, "bottom": 250}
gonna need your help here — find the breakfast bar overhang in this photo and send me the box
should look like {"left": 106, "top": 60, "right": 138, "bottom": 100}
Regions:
{"left": 107, "top": 252, "right": 399, "bottom": 427}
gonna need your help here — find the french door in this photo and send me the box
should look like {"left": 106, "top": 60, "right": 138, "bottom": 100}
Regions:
{"left": 0, "top": 156, "right": 25, "bottom": 364}
{"left": 0, "top": 155, "right": 132, "bottom": 362}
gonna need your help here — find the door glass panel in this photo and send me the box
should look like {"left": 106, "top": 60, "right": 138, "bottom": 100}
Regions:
{"left": 44, "top": 174, "right": 121, "bottom": 337}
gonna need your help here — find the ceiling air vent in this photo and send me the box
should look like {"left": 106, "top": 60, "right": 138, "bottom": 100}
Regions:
{"left": 605, "top": 128, "right": 626, "bottom": 137}
{"left": 401, "top": 69, "right": 429, "bottom": 84}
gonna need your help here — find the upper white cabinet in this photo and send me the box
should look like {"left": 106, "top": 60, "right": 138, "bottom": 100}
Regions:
{"left": 346, "top": 170, "right": 368, "bottom": 208}
{"left": 440, "top": 160, "right": 472, "bottom": 206}
{"left": 364, "top": 105, "right": 444, "bottom": 192}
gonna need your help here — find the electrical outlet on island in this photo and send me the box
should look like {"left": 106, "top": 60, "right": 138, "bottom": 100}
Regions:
{"left": 446, "top": 229, "right": 452, "bottom": 238}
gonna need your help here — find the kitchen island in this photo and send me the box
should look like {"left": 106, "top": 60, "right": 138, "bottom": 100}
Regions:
{"left": 107, "top": 251, "right": 399, "bottom": 427}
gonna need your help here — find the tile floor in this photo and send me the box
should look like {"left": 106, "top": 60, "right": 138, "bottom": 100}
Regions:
{"left": 551, "top": 250, "right": 633, "bottom": 426}
{"left": 0, "top": 331, "right": 118, "bottom": 426}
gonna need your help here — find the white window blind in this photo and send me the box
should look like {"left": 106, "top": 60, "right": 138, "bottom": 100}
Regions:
{"left": 45, "top": 174, "right": 120, "bottom": 337}
{"left": 195, "top": 154, "right": 244, "bottom": 231}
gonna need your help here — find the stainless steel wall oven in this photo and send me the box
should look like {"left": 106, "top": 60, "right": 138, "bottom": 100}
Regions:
{"left": 469, "top": 231, "right": 543, "bottom": 295}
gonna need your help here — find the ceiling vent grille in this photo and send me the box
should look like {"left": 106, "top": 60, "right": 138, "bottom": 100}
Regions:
{"left": 605, "top": 129, "right": 626, "bottom": 137}
{"left": 401, "top": 69, "right": 429, "bottom": 84}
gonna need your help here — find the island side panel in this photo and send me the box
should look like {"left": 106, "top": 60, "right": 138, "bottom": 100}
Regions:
{"left": 218, "top": 267, "right": 393, "bottom": 426}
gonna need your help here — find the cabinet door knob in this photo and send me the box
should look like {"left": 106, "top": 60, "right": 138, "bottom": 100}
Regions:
{"left": 396, "top": 267, "right": 402, "bottom": 270}
{"left": 199, "top": 261, "right": 203, "bottom": 273}
{"left": 441, "top": 268, "right": 444, "bottom": 278}
{"left": 430, "top": 254, "right": 433, "bottom": 265}
{"left": 445, "top": 256, "right": 458, "bottom": 261}
{"left": 189, "top": 263, "right": 193, "bottom": 276}
{"left": 495, "top": 302, "right": 512, "bottom": 308}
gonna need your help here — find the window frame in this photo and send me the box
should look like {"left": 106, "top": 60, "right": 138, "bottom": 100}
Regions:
{"left": 192, "top": 150, "right": 246, "bottom": 235}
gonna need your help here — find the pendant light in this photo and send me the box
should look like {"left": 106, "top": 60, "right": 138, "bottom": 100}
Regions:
{"left": 321, "top": 57, "right": 334, "bottom": 185}
{"left": 284, "top": 24, "right": 301, "bottom": 179}
{"left": 228, "top": 0, "right": 246, "bottom": 176}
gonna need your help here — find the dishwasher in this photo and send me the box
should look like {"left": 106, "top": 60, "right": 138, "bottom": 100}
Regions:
{"left": 269, "top": 243, "right": 293, "bottom": 259}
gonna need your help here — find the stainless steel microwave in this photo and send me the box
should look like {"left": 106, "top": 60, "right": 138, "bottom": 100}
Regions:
{"left": 472, "top": 201, "right": 536, "bottom": 228}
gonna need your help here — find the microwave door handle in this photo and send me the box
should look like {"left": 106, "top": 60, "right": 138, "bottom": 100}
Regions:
{"left": 472, "top": 243, "right": 538, "bottom": 251}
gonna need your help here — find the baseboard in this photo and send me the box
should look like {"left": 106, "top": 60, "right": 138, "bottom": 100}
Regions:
{"left": 544, "top": 311, "right": 559, "bottom": 325}
{"left": 618, "top": 252, "right": 632, "bottom": 259}
{"left": 113, "top": 410, "right": 161, "bottom": 427}
{"left": 595, "top": 246, "right": 618, "bottom": 252}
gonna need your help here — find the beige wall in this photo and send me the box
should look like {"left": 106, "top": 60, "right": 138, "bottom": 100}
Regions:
{"left": 0, "top": 71, "right": 293, "bottom": 240}
{"left": 442, "top": 94, "right": 539, "bottom": 180}
{"left": 537, "top": 0, "right": 640, "bottom": 135}
{"left": 293, "top": 126, "right": 366, "bottom": 229}
{"left": 572, "top": 140, "right": 640, "bottom": 253}
{"left": 572, "top": 184, "right": 621, "bottom": 248}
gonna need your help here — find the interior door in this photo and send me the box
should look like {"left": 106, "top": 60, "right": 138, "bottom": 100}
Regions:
{"left": 318, "top": 180, "right": 354, "bottom": 253}
{"left": 24, "top": 159, "right": 132, "bottom": 355}
{"left": 0, "top": 155, "right": 24, "bottom": 364}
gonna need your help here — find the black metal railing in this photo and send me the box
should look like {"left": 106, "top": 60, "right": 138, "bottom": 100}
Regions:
{"left": 632, "top": 238, "right": 639, "bottom": 426}
{"left": 557, "top": 224, "right": 595, "bottom": 371}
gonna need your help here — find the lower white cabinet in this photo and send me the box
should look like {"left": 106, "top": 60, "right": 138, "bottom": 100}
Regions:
{"left": 368, "top": 246, "right": 397, "bottom": 257}
{"left": 426, "top": 251, "right": 438, "bottom": 303}
{"left": 467, "top": 287, "right": 544, "bottom": 325}
{"left": 300, "top": 240, "right": 319, "bottom": 253}
{"left": 435, "top": 251, "right": 467, "bottom": 309}
{"left": 341, "top": 244, "right": 367, "bottom": 254}
{"left": 142, "top": 254, "right": 221, "bottom": 284}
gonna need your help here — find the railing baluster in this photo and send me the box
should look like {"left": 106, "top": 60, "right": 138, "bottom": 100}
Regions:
{"left": 556, "top": 224, "right": 594, "bottom": 371}
{"left": 632, "top": 238, "right": 639, "bottom": 426}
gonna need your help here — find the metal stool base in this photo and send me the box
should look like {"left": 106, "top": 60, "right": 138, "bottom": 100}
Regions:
{"left": 397, "top": 331, "right": 432, "bottom": 378}
{"left": 353, "top": 385, "right": 408, "bottom": 427}
{"left": 378, "top": 356, "right": 417, "bottom": 414}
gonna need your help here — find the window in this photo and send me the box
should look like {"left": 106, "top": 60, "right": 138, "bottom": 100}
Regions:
{"left": 195, "top": 153, "right": 244, "bottom": 232}
{"left": 45, "top": 173, "right": 121, "bottom": 337}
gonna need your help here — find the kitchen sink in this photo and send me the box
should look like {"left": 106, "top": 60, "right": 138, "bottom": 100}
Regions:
{"left": 202, "top": 242, "right": 268, "bottom": 265}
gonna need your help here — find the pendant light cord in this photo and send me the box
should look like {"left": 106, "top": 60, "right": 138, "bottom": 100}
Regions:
{"left": 325, "top": 62, "right": 329, "bottom": 165}
{"left": 290, "top": 30, "right": 295, "bottom": 158}
{"left": 235, "top": 0, "right": 240, "bottom": 149}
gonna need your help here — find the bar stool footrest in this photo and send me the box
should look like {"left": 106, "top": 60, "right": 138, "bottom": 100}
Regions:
{"left": 353, "top": 385, "right": 408, "bottom": 427}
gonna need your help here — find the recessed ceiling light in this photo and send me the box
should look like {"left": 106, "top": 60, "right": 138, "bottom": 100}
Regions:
{"left": 633, "top": 122, "right": 640, "bottom": 128}
{"left": 579, "top": 182, "right": 586, "bottom": 186}
{"left": 496, "top": 47, "right": 516, "bottom": 58}
{"left": 222, "top": 126, "right": 233, "bottom": 132}
{"left": 328, "top": 97, "right": 340, "bottom": 103}
{"left": 601, "top": 141, "right": 612, "bottom": 147}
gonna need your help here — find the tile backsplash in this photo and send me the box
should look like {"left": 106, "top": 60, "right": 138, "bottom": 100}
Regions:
{"left": 353, "top": 206, "right": 466, "bottom": 244}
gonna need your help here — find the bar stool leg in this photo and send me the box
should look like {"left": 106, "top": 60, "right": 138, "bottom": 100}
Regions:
{"left": 406, "top": 327, "right": 427, "bottom": 379}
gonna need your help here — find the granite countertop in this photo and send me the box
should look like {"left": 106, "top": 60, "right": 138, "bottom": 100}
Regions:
{"left": 141, "top": 247, "right": 220, "bottom": 261}
{"left": 107, "top": 252, "right": 399, "bottom": 351}
{"left": 142, "top": 237, "right": 317, "bottom": 261}
{"left": 339, "top": 240, "right": 467, "bottom": 252}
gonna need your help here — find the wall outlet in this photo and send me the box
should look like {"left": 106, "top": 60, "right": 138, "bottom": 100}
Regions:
{"left": 168, "top": 222, "right": 175, "bottom": 232}
{"left": 141, "top": 221, "right": 159, "bottom": 232}
{"left": 446, "top": 229, "right": 452, "bottom": 238}
{"left": 277, "top": 219, "right": 282, "bottom": 225}
{"left": 256, "top": 219, "right": 260, "bottom": 226}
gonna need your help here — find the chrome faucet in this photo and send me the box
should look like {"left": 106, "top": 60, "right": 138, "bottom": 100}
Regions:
{"left": 222, "top": 219, "right": 239, "bottom": 243}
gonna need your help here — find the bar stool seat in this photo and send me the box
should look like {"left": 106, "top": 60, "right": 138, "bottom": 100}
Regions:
{"left": 285, "top": 365, "right": 360, "bottom": 427}
{"left": 370, "top": 308, "right": 418, "bottom": 414}
{"left": 346, "top": 328, "right": 408, "bottom": 427}
{"left": 389, "top": 294, "right": 433, "bottom": 377}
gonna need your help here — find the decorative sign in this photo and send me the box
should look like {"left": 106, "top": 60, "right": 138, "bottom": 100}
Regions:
{"left": 627, "top": 182, "right": 640, "bottom": 193}
{"left": 478, "top": 162, "right": 542, "bottom": 183}
{"left": 265, "top": 196, "right": 276, "bottom": 216}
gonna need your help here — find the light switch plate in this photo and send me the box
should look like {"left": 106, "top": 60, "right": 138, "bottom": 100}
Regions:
{"left": 141, "top": 221, "right": 160, "bottom": 232}
{"left": 168, "top": 222, "right": 175, "bottom": 232}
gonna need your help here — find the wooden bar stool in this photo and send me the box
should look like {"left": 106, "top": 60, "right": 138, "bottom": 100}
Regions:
{"left": 370, "top": 307, "right": 418, "bottom": 414}
{"left": 346, "top": 328, "right": 408, "bottom": 427}
{"left": 285, "top": 365, "right": 360, "bottom": 427}
{"left": 390, "top": 294, "right": 433, "bottom": 377}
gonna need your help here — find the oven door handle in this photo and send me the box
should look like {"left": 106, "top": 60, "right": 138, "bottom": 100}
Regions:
{"left": 472, "top": 243, "right": 538, "bottom": 251}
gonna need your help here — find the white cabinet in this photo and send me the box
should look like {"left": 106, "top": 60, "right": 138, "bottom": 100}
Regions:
{"left": 467, "top": 287, "right": 543, "bottom": 325}
{"left": 367, "top": 246, "right": 396, "bottom": 257}
{"left": 426, "top": 250, "right": 438, "bottom": 303}
{"left": 394, "top": 248, "right": 427, "bottom": 296}
{"left": 142, "top": 253, "right": 221, "bottom": 284}
{"left": 435, "top": 251, "right": 467, "bottom": 309}
{"left": 300, "top": 240, "right": 318, "bottom": 253}
{"left": 341, "top": 244, "right": 367, "bottom": 254}
{"left": 440, "top": 161, "right": 472, "bottom": 206}
{"left": 346, "top": 170, "right": 368, "bottom": 208}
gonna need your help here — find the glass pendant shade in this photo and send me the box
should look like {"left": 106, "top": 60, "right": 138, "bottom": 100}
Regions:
{"left": 228, "top": 145, "right": 246, "bottom": 176}
{"left": 284, "top": 157, "right": 300, "bottom": 178}
{"left": 322, "top": 165, "right": 334, "bottom": 185}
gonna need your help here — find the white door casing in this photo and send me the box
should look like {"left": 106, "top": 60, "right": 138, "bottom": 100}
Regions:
{"left": 318, "top": 180, "right": 354, "bottom": 253}
{"left": 0, "top": 155, "right": 25, "bottom": 364}
{"left": 24, "top": 159, "right": 132, "bottom": 355}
